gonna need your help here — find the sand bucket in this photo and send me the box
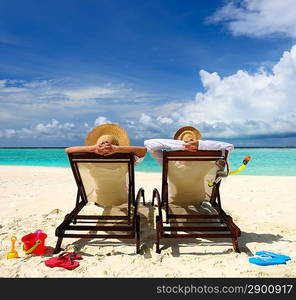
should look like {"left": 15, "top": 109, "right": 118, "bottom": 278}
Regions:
{"left": 21, "top": 230, "right": 47, "bottom": 255}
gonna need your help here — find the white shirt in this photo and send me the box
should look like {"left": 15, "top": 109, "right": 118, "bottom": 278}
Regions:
{"left": 144, "top": 139, "right": 234, "bottom": 165}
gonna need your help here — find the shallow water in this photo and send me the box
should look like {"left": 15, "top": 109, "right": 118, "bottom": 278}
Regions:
{"left": 0, "top": 148, "right": 296, "bottom": 176}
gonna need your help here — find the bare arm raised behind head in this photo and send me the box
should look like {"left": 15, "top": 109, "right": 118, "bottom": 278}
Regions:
{"left": 97, "top": 143, "right": 147, "bottom": 158}
{"left": 65, "top": 144, "right": 105, "bottom": 154}
{"left": 65, "top": 143, "right": 147, "bottom": 158}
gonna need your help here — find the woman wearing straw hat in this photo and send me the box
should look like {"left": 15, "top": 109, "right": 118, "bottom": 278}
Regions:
{"left": 144, "top": 126, "right": 234, "bottom": 165}
{"left": 65, "top": 124, "right": 146, "bottom": 207}
{"left": 66, "top": 123, "right": 147, "bottom": 164}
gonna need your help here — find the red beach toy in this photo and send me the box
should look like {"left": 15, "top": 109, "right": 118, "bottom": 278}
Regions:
{"left": 21, "top": 230, "right": 47, "bottom": 255}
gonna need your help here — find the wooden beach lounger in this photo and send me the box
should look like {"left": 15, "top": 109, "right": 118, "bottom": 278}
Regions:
{"left": 54, "top": 152, "right": 145, "bottom": 254}
{"left": 152, "top": 150, "right": 241, "bottom": 254}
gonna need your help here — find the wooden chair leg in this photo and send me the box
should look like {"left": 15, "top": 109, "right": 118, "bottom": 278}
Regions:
{"left": 136, "top": 215, "right": 141, "bottom": 254}
{"left": 156, "top": 216, "right": 161, "bottom": 254}
{"left": 232, "top": 238, "right": 240, "bottom": 253}
{"left": 53, "top": 236, "right": 64, "bottom": 254}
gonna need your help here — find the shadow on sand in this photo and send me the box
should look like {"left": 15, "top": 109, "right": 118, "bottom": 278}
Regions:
{"left": 53, "top": 203, "right": 289, "bottom": 258}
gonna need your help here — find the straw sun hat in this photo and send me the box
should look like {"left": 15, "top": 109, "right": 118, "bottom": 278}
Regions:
{"left": 174, "top": 126, "right": 202, "bottom": 141}
{"left": 84, "top": 124, "right": 130, "bottom": 146}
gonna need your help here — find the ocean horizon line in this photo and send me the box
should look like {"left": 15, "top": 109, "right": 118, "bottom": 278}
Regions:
{"left": 1, "top": 146, "right": 296, "bottom": 149}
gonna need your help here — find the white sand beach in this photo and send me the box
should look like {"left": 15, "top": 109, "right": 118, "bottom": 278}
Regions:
{"left": 0, "top": 165, "right": 295, "bottom": 278}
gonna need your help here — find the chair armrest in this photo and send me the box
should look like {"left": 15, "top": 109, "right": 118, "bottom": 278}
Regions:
{"left": 152, "top": 188, "right": 162, "bottom": 206}
{"left": 135, "top": 188, "right": 145, "bottom": 205}
{"left": 140, "top": 188, "right": 145, "bottom": 205}
{"left": 133, "top": 188, "right": 145, "bottom": 216}
{"left": 152, "top": 188, "right": 163, "bottom": 221}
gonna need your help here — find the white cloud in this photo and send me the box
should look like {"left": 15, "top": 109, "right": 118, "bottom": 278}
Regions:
{"left": 0, "top": 115, "right": 117, "bottom": 145}
{"left": 0, "top": 77, "right": 167, "bottom": 145}
{"left": 0, "top": 111, "right": 20, "bottom": 120}
{"left": 157, "top": 116, "right": 173, "bottom": 124}
{"left": 94, "top": 116, "right": 112, "bottom": 126}
{"left": 64, "top": 87, "right": 116, "bottom": 100}
{"left": 132, "top": 113, "right": 176, "bottom": 140}
{"left": 209, "top": 0, "right": 296, "bottom": 38}
{"left": 193, "top": 46, "right": 296, "bottom": 124}
{"left": 0, "top": 80, "right": 7, "bottom": 87}
{"left": 135, "top": 44, "right": 296, "bottom": 139}
{"left": 2, "top": 43, "right": 296, "bottom": 145}
{"left": 0, "top": 79, "right": 152, "bottom": 107}
{"left": 0, "top": 119, "right": 80, "bottom": 142}
{"left": 139, "top": 113, "right": 151, "bottom": 125}
{"left": 0, "top": 129, "right": 16, "bottom": 138}
{"left": 35, "top": 119, "right": 75, "bottom": 134}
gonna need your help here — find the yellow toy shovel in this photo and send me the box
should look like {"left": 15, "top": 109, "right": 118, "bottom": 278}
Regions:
{"left": 6, "top": 236, "right": 19, "bottom": 259}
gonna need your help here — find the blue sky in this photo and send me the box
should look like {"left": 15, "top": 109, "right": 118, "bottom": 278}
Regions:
{"left": 1, "top": 0, "right": 296, "bottom": 147}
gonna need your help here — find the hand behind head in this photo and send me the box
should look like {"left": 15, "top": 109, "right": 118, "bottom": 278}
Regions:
{"left": 95, "top": 142, "right": 118, "bottom": 155}
{"left": 184, "top": 139, "right": 199, "bottom": 152}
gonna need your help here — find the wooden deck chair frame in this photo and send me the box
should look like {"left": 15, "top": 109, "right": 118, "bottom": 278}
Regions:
{"left": 53, "top": 152, "right": 145, "bottom": 254}
{"left": 152, "top": 150, "right": 241, "bottom": 254}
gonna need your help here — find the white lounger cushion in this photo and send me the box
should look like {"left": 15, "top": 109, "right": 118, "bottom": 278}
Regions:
{"left": 78, "top": 162, "right": 129, "bottom": 207}
{"left": 168, "top": 160, "right": 219, "bottom": 205}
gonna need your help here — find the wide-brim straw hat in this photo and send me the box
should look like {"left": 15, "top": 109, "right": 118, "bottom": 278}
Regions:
{"left": 174, "top": 126, "right": 202, "bottom": 141}
{"left": 84, "top": 124, "right": 130, "bottom": 146}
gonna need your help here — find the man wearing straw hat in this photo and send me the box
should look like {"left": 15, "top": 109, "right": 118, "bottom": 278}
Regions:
{"left": 144, "top": 126, "right": 234, "bottom": 165}
{"left": 66, "top": 123, "right": 147, "bottom": 164}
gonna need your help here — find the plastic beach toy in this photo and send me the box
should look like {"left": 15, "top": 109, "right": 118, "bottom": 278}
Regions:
{"left": 6, "top": 236, "right": 19, "bottom": 259}
{"left": 21, "top": 230, "right": 47, "bottom": 255}
{"left": 208, "top": 156, "right": 252, "bottom": 187}
{"left": 229, "top": 156, "right": 252, "bottom": 175}
{"left": 255, "top": 251, "right": 291, "bottom": 261}
{"left": 249, "top": 255, "right": 286, "bottom": 266}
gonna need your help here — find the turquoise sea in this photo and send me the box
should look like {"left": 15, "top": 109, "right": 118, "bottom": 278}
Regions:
{"left": 0, "top": 148, "right": 296, "bottom": 176}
